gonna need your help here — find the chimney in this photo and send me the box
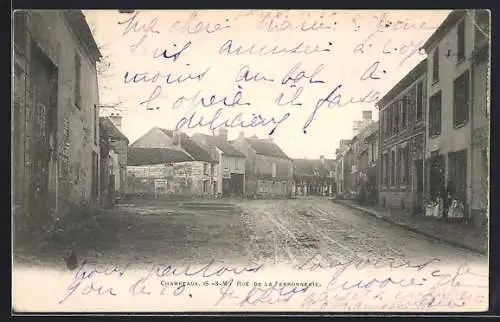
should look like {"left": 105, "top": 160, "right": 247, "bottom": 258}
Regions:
{"left": 172, "top": 129, "right": 182, "bottom": 146}
{"left": 320, "top": 155, "right": 325, "bottom": 164}
{"left": 352, "top": 120, "right": 362, "bottom": 136}
{"left": 109, "top": 113, "right": 122, "bottom": 130}
{"left": 218, "top": 127, "right": 228, "bottom": 140}
{"left": 362, "top": 110, "right": 373, "bottom": 121}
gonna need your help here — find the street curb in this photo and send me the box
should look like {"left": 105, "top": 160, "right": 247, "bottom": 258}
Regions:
{"left": 333, "top": 200, "right": 487, "bottom": 256}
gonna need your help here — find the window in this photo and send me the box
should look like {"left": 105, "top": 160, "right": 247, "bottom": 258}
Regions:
{"left": 390, "top": 150, "right": 396, "bottom": 186}
{"left": 416, "top": 81, "right": 424, "bottom": 122}
{"left": 14, "top": 11, "right": 27, "bottom": 51}
{"left": 272, "top": 162, "right": 276, "bottom": 178}
{"left": 432, "top": 47, "right": 439, "bottom": 83}
{"left": 453, "top": 70, "right": 470, "bottom": 127}
{"left": 398, "top": 148, "right": 403, "bottom": 185}
{"left": 92, "top": 151, "right": 99, "bottom": 200}
{"left": 94, "top": 104, "right": 98, "bottom": 144}
{"left": 74, "top": 52, "right": 82, "bottom": 108}
{"left": 429, "top": 91, "right": 442, "bottom": 136}
{"left": 401, "top": 96, "right": 408, "bottom": 129}
{"left": 457, "top": 19, "right": 466, "bottom": 62}
{"left": 382, "top": 153, "right": 388, "bottom": 186}
{"left": 448, "top": 149, "right": 467, "bottom": 205}
{"left": 403, "top": 145, "right": 410, "bottom": 185}
{"left": 475, "top": 10, "right": 490, "bottom": 47}
{"left": 393, "top": 103, "right": 398, "bottom": 134}
{"left": 388, "top": 104, "right": 394, "bottom": 136}
{"left": 381, "top": 110, "right": 386, "bottom": 139}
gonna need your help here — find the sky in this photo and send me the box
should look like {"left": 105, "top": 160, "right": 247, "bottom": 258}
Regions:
{"left": 84, "top": 9, "right": 450, "bottom": 159}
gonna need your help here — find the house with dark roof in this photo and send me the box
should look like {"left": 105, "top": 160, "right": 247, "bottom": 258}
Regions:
{"left": 100, "top": 115, "right": 129, "bottom": 200}
{"left": 293, "top": 156, "right": 336, "bottom": 197}
{"left": 232, "top": 132, "right": 293, "bottom": 198}
{"left": 192, "top": 128, "right": 246, "bottom": 197}
{"left": 127, "top": 127, "right": 217, "bottom": 197}
{"left": 12, "top": 10, "right": 103, "bottom": 225}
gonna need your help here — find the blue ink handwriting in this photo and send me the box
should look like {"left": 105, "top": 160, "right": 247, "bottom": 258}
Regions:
{"left": 152, "top": 42, "right": 192, "bottom": 62}
{"left": 172, "top": 87, "right": 251, "bottom": 110}
{"left": 275, "top": 85, "right": 304, "bottom": 106}
{"left": 169, "top": 12, "right": 231, "bottom": 34}
{"left": 235, "top": 65, "right": 274, "bottom": 83}
{"left": 281, "top": 62, "right": 326, "bottom": 85}
{"left": 219, "top": 40, "right": 332, "bottom": 56}
{"left": 360, "top": 61, "right": 387, "bottom": 80}
{"left": 117, "top": 11, "right": 160, "bottom": 53}
{"left": 176, "top": 108, "right": 291, "bottom": 136}
{"left": 256, "top": 12, "right": 336, "bottom": 32}
{"left": 302, "top": 85, "right": 380, "bottom": 134}
{"left": 124, "top": 67, "right": 210, "bottom": 85}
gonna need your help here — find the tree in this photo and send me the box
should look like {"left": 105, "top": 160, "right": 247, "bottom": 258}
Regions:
{"left": 86, "top": 17, "right": 125, "bottom": 111}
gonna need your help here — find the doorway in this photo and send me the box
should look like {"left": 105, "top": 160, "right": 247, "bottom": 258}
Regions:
{"left": 414, "top": 159, "right": 424, "bottom": 212}
{"left": 29, "top": 39, "right": 58, "bottom": 219}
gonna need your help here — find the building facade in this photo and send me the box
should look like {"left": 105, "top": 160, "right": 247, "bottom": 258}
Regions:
{"left": 356, "top": 121, "right": 379, "bottom": 205}
{"left": 232, "top": 134, "right": 293, "bottom": 198}
{"left": 192, "top": 129, "right": 246, "bottom": 197}
{"left": 470, "top": 12, "right": 490, "bottom": 227}
{"left": 293, "top": 156, "right": 336, "bottom": 197}
{"left": 12, "top": 10, "right": 102, "bottom": 231}
{"left": 351, "top": 111, "right": 375, "bottom": 195}
{"left": 128, "top": 127, "right": 217, "bottom": 197}
{"left": 377, "top": 60, "right": 427, "bottom": 213}
{"left": 334, "top": 139, "right": 352, "bottom": 198}
{"left": 422, "top": 9, "right": 490, "bottom": 224}
{"left": 100, "top": 115, "right": 129, "bottom": 199}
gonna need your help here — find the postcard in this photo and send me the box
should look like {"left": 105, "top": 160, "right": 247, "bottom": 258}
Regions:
{"left": 12, "top": 9, "right": 490, "bottom": 313}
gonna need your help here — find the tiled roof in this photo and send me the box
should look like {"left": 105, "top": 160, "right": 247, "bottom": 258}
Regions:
{"left": 127, "top": 147, "right": 193, "bottom": 166}
{"left": 100, "top": 117, "right": 128, "bottom": 142}
{"left": 246, "top": 138, "right": 291, "bottom": 160}
{"left": 157, "top": 128, "right": 217, "bottom": 163}
{"left": 293, "top": 159, "right": 335, "bottom": 177}
{"left": 193, "top": 134, "right": 246, "bottom": 157}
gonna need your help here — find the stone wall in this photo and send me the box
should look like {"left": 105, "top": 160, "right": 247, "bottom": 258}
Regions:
{"left": 13, "top": 11, "right": 100, "bottom": 230}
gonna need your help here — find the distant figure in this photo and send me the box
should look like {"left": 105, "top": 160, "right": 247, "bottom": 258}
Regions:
{"left": 64, "top": 248, "right": 78, "bottom": 271}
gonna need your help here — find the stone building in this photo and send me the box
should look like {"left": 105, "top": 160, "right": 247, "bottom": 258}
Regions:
{"left": 334, "top": 139, "right": 352, "bottom": 198}
{"left": 192, "top": 129, "right": 246, "bottom": 197}
{"left": 127, "top": 127, "right": 217, "bottom": 197}
{"left": 12, "top": 10, "right": 102, "bottom": 231}
{"left": 469, "top": 10, "right": 490, "bottom": 227}
{"left": 99, "top": 117, "right": 125, "bottom": 205}
{"left": 351, "top": 111, "right": 375, "bottom": 194}
{"left": 377, "top": 60, "right": 427, "bottom": 213}
{"left": 421, "top": 9, "right": 490, "bottom": 224}
{"left": 100, "top": 114, "right": 128, "bottom": 199}
{"left": 293, "top": 156, "right": 336, "bottom": 197}
{"left": 232, "top": 134, "right": 293, "bottom": 198}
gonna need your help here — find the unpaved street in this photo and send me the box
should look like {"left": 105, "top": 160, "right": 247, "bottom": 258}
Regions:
{"left": 14, "top": 197, "right": 485, "bottom": 269}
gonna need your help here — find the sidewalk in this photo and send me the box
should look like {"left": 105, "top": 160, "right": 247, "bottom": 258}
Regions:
{"left": 334, "top": 199, "right": 488, "bottom": 255}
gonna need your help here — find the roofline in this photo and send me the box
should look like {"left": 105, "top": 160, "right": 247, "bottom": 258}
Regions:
{"left": 421, "top": 10, "right": 467, "bottom": 52}
{"left": 102, "top": 116, "right": 129, "bottom": 143}
{"left": 376, "top": 59, "right": 427, "bottom": 109}
{"left": 63, "top": 10, "right": 102, "bottom": 62}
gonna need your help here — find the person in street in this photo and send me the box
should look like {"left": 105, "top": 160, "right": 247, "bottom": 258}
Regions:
{"left": 442, "top": 180, "right": 454, "bottom": 219}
